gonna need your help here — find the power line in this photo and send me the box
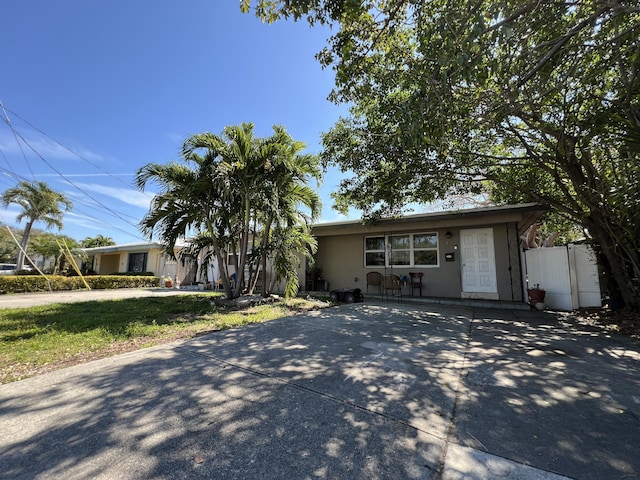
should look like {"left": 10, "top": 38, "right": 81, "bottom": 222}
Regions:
{"left": 0, "top": 100, "right": 34, "bottom": 179}
{"left": 6, "top": 125, "right": 141, "bottom": 226}
{"left": 3, "top": 105, "right": 138, "bottom": 191}
{"left": 0, "top": 104, "right": 149, "bottom": 242}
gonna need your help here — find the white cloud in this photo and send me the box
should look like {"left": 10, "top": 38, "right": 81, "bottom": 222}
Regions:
{"left": 0, "top": 131, "right": 105, "bottom": 163}
{"left": 71, "top": 182, "right": 155, "bottom": 209}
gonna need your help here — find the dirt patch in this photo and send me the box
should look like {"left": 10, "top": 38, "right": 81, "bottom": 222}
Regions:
{"left": 211, "top": 294, "right": 331, "bottom": 311}
{"left": 576, "top": 308, "right": 640, "bottom": 342}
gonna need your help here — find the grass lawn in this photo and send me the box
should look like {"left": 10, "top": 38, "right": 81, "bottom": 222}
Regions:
{"left": 0, "top": 294, "right": 329, "bottom": 384}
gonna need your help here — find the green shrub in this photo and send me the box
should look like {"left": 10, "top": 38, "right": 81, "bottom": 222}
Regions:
{"left": 0, "top": 275, "right": 160, "bottom": 294}
{"left": 15, "top": 269, "right": 39, "bottom": 276}
{"left": 109, "top": 271, "right": 156, "bottom": 276}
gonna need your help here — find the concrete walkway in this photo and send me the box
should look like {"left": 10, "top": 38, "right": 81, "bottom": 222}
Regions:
{"left": 0, "top": 301, "right": 638, "bottom": 479}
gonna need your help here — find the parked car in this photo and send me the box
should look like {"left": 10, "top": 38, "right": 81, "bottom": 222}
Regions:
{"left": 0, "top": 263, "right": 33, "bottom": 275}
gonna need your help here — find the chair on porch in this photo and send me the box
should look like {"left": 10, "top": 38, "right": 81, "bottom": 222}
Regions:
{"left": 366, "top": 271, "right": 382, "bottom": 294}
{"left": 383, "top": 274, "right": 403, "bottom": 301}
{"left": 409, "top": 272, "right": 423, "bottom": 296}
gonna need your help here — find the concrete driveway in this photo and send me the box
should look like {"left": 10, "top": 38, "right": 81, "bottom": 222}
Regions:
{"left": 0, "top": 302, "right": 638, "bottom": 479}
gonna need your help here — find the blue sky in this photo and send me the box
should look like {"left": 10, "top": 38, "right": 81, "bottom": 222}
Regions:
{"left": 0, "top": 1, "right": 352, "bottom": 244}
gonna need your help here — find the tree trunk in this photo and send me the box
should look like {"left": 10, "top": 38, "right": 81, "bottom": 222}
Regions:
{"left": 208, "top": 231, "right": 233, "bottom": 300}
{"left": 16, "top": 221, "right": 33, "bottom": 270}
{"left": 560, "top": 148, "right": 640, "bottom": 311}
{"left": 259, "top": 216, "right": 273, "bottom": 297}
{"left": 235, "top": 197, "right": 252, "bottom": 298}
{"left": 585, "top": 217, "right": 640, "bottom": 311}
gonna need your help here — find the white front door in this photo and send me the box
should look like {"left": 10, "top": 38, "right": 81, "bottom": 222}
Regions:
{"left": 460, "top": 228, "right": 498, "bottom": 299}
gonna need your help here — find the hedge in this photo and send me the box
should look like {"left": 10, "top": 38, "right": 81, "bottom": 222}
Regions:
{"left": 0, "top": 275, "right": 160, "bottom": 294}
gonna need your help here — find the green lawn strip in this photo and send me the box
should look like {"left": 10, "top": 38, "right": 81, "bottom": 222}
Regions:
{"left": 0, "top": 295, "right": 327, "bottom": 383}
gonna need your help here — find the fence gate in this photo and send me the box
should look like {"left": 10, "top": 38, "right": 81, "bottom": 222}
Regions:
{"left": 523, "top": 244, "right": 601, "bottom": 311}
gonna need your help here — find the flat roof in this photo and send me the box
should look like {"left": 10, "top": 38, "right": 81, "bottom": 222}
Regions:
{"left": 311, "top": 203, "right": 549, "bottom": 234}
{"left": 82, "top": 241, "right": 167, "bottom": 254}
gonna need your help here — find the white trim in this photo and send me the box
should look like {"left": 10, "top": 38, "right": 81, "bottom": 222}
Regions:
{"left": 364, "top": 232, "right": 440, "bottom": 268}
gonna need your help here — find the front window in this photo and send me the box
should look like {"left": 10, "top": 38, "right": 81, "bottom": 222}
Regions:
{"left": 128, "top": 252, "right": 147, "bottom": 272}
{"left": 365, "top": 236, "right": 386, "bottom": 266}
{"left": 365, "top": 233, "right": 439, "bottom": 267}
{"left": 413, "top": 233, "right": 438, "bottom": 266}
{"left": 389, "top": 235, "right": 411, "bottom": 266}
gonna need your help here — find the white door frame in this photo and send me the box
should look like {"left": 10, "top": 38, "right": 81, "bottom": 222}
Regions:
{"left": 460, "top": 228, "right": 499, "bottom": 300}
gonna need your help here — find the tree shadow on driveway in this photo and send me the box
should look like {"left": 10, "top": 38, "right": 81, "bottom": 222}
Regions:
{"left": 0, "top": 303, "right": 638, "bottom": 479}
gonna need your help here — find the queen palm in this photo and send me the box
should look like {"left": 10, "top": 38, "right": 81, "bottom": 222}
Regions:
{"left": 1, "top": 181, "right": 73, "bottom": 270}
{"left": 254, "top": 138, "right": 321, "bottom": 296}
{"left": 136, "top": 141, "right": 244, "bottom": 298}
{"left": 136, "top": 123, "right": 322, "bottom": 299}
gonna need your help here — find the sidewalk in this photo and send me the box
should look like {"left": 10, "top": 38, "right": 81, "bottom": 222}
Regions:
{"left": 0, "top": 302, "right": 638, "bottom": 479}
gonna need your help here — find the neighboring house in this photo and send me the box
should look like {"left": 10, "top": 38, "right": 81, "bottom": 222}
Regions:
{"left": 82, "top": 241, "right": 279, "bottom": 291}
{"left": 82, "top": 242, "right": 196, "bottom": 285}
{"left": 307, "top": 203, "right": 549, "bottom": 303}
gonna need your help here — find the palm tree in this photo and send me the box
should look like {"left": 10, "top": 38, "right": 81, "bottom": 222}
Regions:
{"left": 31, "top": 233, "right": 84, "bottom": 274}
{"left": 81, "top": 235, "right": 116, "bottom": 248}
{"left": 1, "top": 181, "right": 73, "bottom": 270}
{"left": 137, "top": 123, "right": 322, "bottom": 299}
{"left": 136, "top": 154, "right": 241, "bottom": 298}
{"left": 252, "top": 133, "right": 322, "bottom": 296}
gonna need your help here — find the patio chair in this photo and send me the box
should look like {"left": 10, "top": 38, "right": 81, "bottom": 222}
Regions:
{"left": 366, "top": 271, "right": 382, "bottom": 294}
{"left": 409, "top": 272, "right": 423, "bottom": 296}
{"left": 383, "top": 274, "right": 403, "bottom": 301}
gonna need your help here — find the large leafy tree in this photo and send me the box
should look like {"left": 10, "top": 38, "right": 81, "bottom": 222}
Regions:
{"left": 136, "top": 123, "right": 321, "bottom": 299}
{"left": 245, "top": 0, "right": 640, "bottom": 310}
{"left": 1, "top": 181, "right": 73, "bottom": 270}
{"left": 0, "top": 225, "right": 19, "bottom": 263}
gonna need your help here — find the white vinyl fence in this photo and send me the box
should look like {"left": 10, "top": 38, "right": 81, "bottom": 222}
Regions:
{"left": 523, "top": 244, "right": 602, "bottom": 311}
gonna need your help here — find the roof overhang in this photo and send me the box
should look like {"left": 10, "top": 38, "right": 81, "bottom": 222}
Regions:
{"left": 82, "top": 242, "right": 166, "bottom": 254}
{"left": 311, "top": 203, "right": 549, "bottom": 237}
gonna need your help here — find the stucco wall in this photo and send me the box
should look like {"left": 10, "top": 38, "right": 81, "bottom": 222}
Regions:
{"left": 98, "top": 254, "right": 120, "bottom": 275}
{"left": 95, "top": 248, "right": 168, "bottom": 276}
{"left": 315, "top": 224, "right": 521, "bottom": 300}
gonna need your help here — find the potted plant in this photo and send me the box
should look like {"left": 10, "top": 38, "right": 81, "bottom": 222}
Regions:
{"left": 163, "top": 276, "right": 173, "bottom": 288}
{"left": 527, "top": 284, "right": 546, "bottom": 309}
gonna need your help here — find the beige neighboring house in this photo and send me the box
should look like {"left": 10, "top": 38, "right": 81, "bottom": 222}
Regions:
{"left": 307, "top": 203, "right": 548, "bottom": 304}
{"left": 82, "top": 241, "right": 196, "bottom": 285}
{"left": 82, "top": 239, "right": 286, "bottom": 292}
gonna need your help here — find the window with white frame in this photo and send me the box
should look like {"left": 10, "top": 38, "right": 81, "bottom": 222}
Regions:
{"left": 364, "top": 233, "right": 439, "bottom": 267}
{"left": 413, "top": 233, "right": 439, "bottom": 266}
{"left": 364, "top": 236, "right": 386, "bottom": 266}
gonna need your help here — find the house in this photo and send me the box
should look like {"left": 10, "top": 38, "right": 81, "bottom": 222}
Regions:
{"left": 82, "top": 240, "right": 276, "bottom": 291}
{"left": 82, "top": 241, "right": 196, "bottom": 285}
{"left": 307, "top": 203, "right": 548, "bottom": 303}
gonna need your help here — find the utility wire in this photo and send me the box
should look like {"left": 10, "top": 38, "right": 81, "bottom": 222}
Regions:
{"left": 0, "top": 100, "right": 34, "bottom": 178}
{"left": 1, "top": 118, "right": 141, "bottom": 227}
{"left": 3, "top": 105, "right": 139, "bottom": 190}
{"left": 0, "top": 104, "right": 152, "bottom": 242}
